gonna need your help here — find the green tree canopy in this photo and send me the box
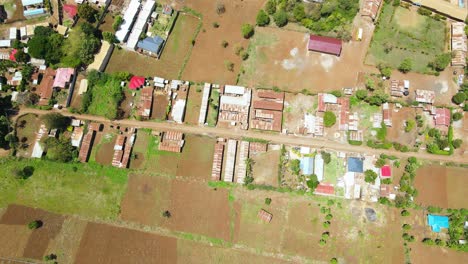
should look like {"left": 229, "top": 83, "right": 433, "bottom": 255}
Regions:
{"left": 364, "top": 170, "right": 378, "bottom": 183}
{"left": 398, "top": 58, "right": 412, "bottom": 73}
{"left": 78, "top": 3, "right": 98, "bottom": 23}
{"left": 241, "top": 24, "right": 254, "bottom": 39}
{"left": 306, "top": 174, "right": 319, "bottom": 191}
{"left": 265, "top": 0, "right": 276, "bottom": 15}
{"left": 273, "top": 10, "right": 288, "bottom": 27}
{"left": 40, "top": 113, "right": 70, "bottom": 130}
{"left": 356, "top": 89, "right": 368, "bottom": 100}
{"left": 256, "top": 9, "right": 270, "bottom": 26}
{"left": 429, "top": 53, "right": 451, "bottom": 71}
{"left": 452, "top": 92, "right": 466, "bottom": 105}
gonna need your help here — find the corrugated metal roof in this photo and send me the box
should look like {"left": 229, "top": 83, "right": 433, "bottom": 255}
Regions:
{"left": 308, "top": 35, "right": 342, "bottom": 56}
{"left": 22, "top": 0, "right": 43, "bottom": 6}
{"left": 115, "top": 0, "right": 141, "bottom": 42}
{"left": 137, "top": 36, "right": 164, "bottom": 54}
{"left": 126, "top": 0, "right": 155, "bottom": 49}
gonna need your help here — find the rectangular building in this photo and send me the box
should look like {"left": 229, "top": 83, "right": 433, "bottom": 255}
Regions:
{"left": 224, "top": 139, "right": 237, "bottom": 182}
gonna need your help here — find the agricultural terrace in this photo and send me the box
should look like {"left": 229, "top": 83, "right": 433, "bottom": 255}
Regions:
{"left": 0, "top": 158, "right": 127, "bottom": 219}
{"left": 106, "top": 13, "right": 200, "bottom": 78}
{"left": 366, "top": 4, "right": 447, "bottom": 74}
{"left": 81, "top": 71, "right": 125, "bottom": 120}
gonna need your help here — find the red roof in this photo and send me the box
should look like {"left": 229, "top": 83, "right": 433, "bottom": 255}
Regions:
{"left": 317, "top": 93, "right": 326, "bottom": 112}
{"left": 63, "top": 4, "right": 78, "bottom": 18}
{"left": 129, "top": 76, "right": 145, "bottom": 90}
{"left": 9, "top": 49, "right": 17, "bottom": 61}
{"left": 258, "top": 91, "right": 284, "bottom": 100}
{"left": 435, "top": 108, "right": 450, "bottom": 127}
{"left": 380, "top": 165, "right": 391, "bottom": 178}
{"left": 253, "top": 100, "right": 284, "bottom": 111}
{"left": 308, "top": 35, "right": 342, "bottom": 56}
{"left": 315, "top": 183, "right": 335, "bottom": 195}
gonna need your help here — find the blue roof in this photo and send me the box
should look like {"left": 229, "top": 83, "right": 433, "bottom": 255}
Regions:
{"left": 137, "top": 36, "right": 164, "bottom": 54}
{"left": 347, "top": 157, "right": 363, "bottom": 173}
{"left": 300, "top": 157, "right": 314, "bottom": 175}
{"left": 22, "top": 0, "right": 43, "bottom": 6}
{"left": 24, "top": 8, "right": 45, "bottom": 16}
{"left": 428, "top": 215, "right": 449, "bottom": 232}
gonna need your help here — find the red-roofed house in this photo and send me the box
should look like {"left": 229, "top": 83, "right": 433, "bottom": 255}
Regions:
{"left": 308, "top": 35, "right": 342, "bottom": 56}
{"left": 63, "top": 4, "right": 78, "bottom": 19}
{"left": 129, "top": 76, "right": 145, "bottom": 90}
{"left": 434, "top": 108, "right": 450, "bottom": 127}
{"left": 9, "top": 49, "right": 17, "bottom": 61}
{"left": 314, "top": 183, "right": 335, "bottom": 195}
{"left": 380, "top": 165, "right": 391, "bottom": 179}
{"left": 53, "top": 68, "right": 74, "bottom": 88}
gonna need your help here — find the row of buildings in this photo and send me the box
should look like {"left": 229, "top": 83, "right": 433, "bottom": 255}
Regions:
{"left": 451, "top": 22, "right": 467, "bottom": 67}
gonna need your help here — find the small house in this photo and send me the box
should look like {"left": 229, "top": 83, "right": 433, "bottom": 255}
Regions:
{"left": 427, "top": 214, "right": 449, "bottom": 232}
{"left": 258, "top": 209, "right": 273, "bottom": 223}
{"left": 380, "top": 165, "right": 391, "bottom": 179}
{"left": 300, "top": 156, "right": 314, "bottom": 176}
{"left": 53, "top": 68, "right": 74, "bottom": 88}
{"left": 347, "top": 157, "right": 364, "bottom": 173}
{"left": 137, "top": 36, "right": 164, "bottom": 57}
{"left": 308, "top": 35, "right": 342, "bottom": 56}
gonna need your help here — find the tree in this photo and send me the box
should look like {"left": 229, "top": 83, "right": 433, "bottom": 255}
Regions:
{"left": 103, "top": 32, "right": 118, "bottom": 43}
{"left": 401, "top": 210, "right": 410, "bottom": 216}
{"left": 364, "top": 170, "right": 378, "bottom": 184}
{"left": 293, "top": 4, "right": 306, "bottom": 21}
{"left": 216, "top": 2, "right": 225, "bottom": 14}
{"left": 44, "top": 136, "right": 76, "bottom": 162}
{"left": 289, "top": 159, "right": 301, "bottom": 175}
{"left": 224, "top": 60, "right": 234, "bottom": 71}
{"left": 162, "top": 210, "right": 171, "bottom": 218}
{"left": 452, "top": 139, "right": 463, "bottom": 149}
{"left": 241, "top": 24, "right": 254, "bottom": 39}
{"left": 306, "top": 174, "right": 319, "bottom": 190}
{"left": 112, "top": 15, "right": 123, "bottom": 31}
{"left": 322, "top": 152, "right": 331, "bottom": 164}
{"left": 375, "top": 158, "right": 386, "bottom": 168}
{"left": 452, "top": 92, "right": 466, "bottom": 105}
{"left": 28, "top": 220, "right": 42, "bottom": 230}
{"left": 366, "top": 93, "right": 388, "bottom": 106}
{"left": 405, "top": 120, "right": 415, "bottom": 132}
{"left": 398, "top": 58, "right": 412, "bottom": 73}
{"left": 265, "top": 0, "right": 276, "bottom": 15}
{"left": 323, "top": 111, "right": 336, "bottom": 127}
{"left": 14, "top": 49, "right": 30, "bottom": 63}
{"left": 273, "top": 10, "right": 288, "bottom": 27}
{"left": 356, "top": 89, "right": 367, "bottom": 100}
{"left": 402, "top": 224, "right": 411, "bottom": 230}
{"left": 78, "top": 4, "right": 98, "bottom": 23}
{"left": 256, "top": 9, "right": 270, "bottom": 26}
{"left": 41, "top": 113, "right": 70, "bottom": 130}
{"left": 365, "top": 78, "right": 375, "bottom": 91}
{"left": 213, "top": 22, "right": 219, "bottom": 28}
{"left": 452, "top": 112, "right": 463, "bottom": 121}
{"left": 265, "top": 198, "right": 272, "bottom": 205}
{"left": 429, "top": 53, "right": 451, "bottom": 71}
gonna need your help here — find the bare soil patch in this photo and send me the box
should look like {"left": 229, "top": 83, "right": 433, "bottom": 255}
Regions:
{"left": 415, "top": 166, "right": 468, "bottom": 208}
{"left": 0, "top": 204, "right": 65, "bottom": 260}
{"left": 75, "top": 222, "right": 177, "bottom": 264}
{"left": 120, "top": 174, "right": 172, "bottom": 226}
{"left": 251, "top": 149, "right": 280, "bottom": 187}
{"left": 95, "top": 136, "right": 116, "bottom": 165}
{"left": 386, "top": 107, "right": 418, "bottom": 146}
{"left": 152, "top": 93, "right": 169, "bottom": 120}
{"left": 176, "top": 135, "right": 215, "bottom": 180}
{"left": 283, "top": 93, "right": 316, "bottom": 134}
{"left": 181, "top": 0, "right": 265, "bottom": 84}
{"left": 118, "top": 90, "right": 134, "bottom": 119}
{"left": 46, "top": 217, "right": 87, "bottom": 264}
{"left": 0, "top": 224, "right": 30, "bottom": 258}
{"left": 410, "top": 242, "right": 468, "bottom": 264}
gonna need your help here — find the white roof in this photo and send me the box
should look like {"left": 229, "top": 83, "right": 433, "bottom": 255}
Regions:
{"left": 78, "top": 79, "right": 88, "bottom": 95}
{"left": 9, "top": 28, "right": 17, "bottom": 40}
{"left": 31, "top": 142, "right": 44, "bottom": 158}
{"left": 30, "top": 58, "right": 45, "bottom": 66}
{"left": 304, "top": 113, "right": 315, "bottom": 129}
{"left": 170, "top": 80, "right": 183, "bottom": 89}
{"left": 403, "top": 80, "right": 410, "bottom": 88}
{"left": 220, "top": 95, "right": 250, "bottom": 107}
{"left": 314, "top": 154, "right": 324, "bottom": 181}
{"left": 171, "top": 99, "right": 186, "bottom": 123}
{"left": 323, "top": 93, "right": 338, "bottom": 104}
{"left": 300, "top": 146, "right": 310, "bottom": 154}
{"left": 11, "top": 91, "right": 19, "bottom": 102}
{"left": 0, "top": 40, "right": 11, "bottom": 48}
{"left": 115, "top": 0, "right": 141, "bottom": 42}
{"left": 75, "top": 0, "right": 84, "bottom": 3}
{"left": 224, "top": 85, "right": 245, "bottom": 95}
{"left": 126, "top": 0, "right": 155, "bottom": 49}
{"left": 154, "top": 76, "right": 165, "bottom": 83}
{"left": 20, "top": 27, "right": 27, "bottom": 37}
{"left": 22, "top": 0, "right": 43, "bottom": 6}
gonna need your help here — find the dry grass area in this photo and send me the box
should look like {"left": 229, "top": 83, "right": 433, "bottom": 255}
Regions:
{"left": 251, "top": 149, "right": 281, "bottom": 187}
{"left": 283, "top": 93, "right": 316, "bottom": 134}
{"left": 184, "top": 85, "right": 203, "bottom": 125}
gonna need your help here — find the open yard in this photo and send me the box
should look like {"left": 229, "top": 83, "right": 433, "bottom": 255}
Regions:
{"left": 0, "top": 157, "right": 127, "bottom": 219}
{"left": 386, "top": 107, "right": 419, "bottom": 146}
{"left": 180, "top": 0, "right": 265, "bottom": 84}
{"left": 238, "top": 25, "right": 372, "bottom": 92}
{"left": 184, "top": 85, "right": 203, "bottom": 125}
{"left": 14, "top": 113, "right": 40, "bottom": 158}
{"left": 366, "top": 4, "right": 447, "bottom": 73}
{"left": 106, "top": 13, "right": 199, "bottom": 78}
{"left": 251, "top": 149, "right": 280, "bottom": 187}
{"left": 414, "top": 165, "right": 468, "bottom": 209}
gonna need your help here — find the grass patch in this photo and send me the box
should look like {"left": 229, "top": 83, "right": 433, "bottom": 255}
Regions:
{"left": 206, "top": 89, "right": 220, "bottom": 127}
{"left": 85, "top": 72, "right": 124, "bottom": 119}
{"left": 0, "top": 157, "right": 128, "bottom": 220}
{"left": 324, "top": 153, "right": 344, "bottom": 184}
{"left": 366, "top": 4, "right": 446, "bottom": 73}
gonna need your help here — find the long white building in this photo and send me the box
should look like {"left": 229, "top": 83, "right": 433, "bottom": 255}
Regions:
{"left": 115, "top": 0, "right": 141, "bottom": 43}
{"left": 126, "top": 0, "right": 155, "bottom": 49}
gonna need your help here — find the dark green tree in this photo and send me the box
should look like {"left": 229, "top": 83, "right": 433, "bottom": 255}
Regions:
{"left": 273, "top": 10, "right": 288, "bottom": 27}
{"left": 241, "top": 24, "right": 254, "bottom": 39}
{"left": 78, "top": 4, "right": 98, "bottom": 23}
{"left": 256, "top": 9, "right": 270, "bottom": 26}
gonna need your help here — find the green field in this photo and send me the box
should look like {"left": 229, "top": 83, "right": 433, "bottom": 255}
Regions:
{"left": 86, "top": 76, "right": 123, "bottom": 120}
{"left": 366, "top": 4, "right": 447, "bottom": 73}
{"left": 0, "top": 158, "right": 128, "bottom": 219}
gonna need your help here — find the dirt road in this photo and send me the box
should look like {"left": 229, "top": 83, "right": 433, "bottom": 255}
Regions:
{"left": 18, "top": 108, "right": 468, "bottom": 164}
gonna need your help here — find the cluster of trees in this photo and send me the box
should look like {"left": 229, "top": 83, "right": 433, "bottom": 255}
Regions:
{"left": 43, "top": 135, "right": 77, "bottom": 162}
{"left": 28, "top": 26, "right": 65, "bottom": 65}
{"left": 0, "top": 96, "right": 13, "bottom": 149}
{"left": 394, "top": 157, "right": 419, "bottom": 208}
{"left": 262, "top": 0, "right": 359, "bottom": 40}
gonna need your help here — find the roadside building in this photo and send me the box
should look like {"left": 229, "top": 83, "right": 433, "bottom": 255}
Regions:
{"left": 218, "top": 85, "right": 252, "bottom": 130}
{"left": 31, "top": 124, "right": 47, "bottom": 158}
{"left": 137, "top": 87, "right": 153, "bottom": 118}
{"left": 71, "top": 126, "right": 84, "bottom": 147}
{"left": 211, "top": 141, "right": 225, "bottom": 181}
{"left": 314, "top": 154, "right": 324, "bottom": 181}
{"left": 22, "top": 0, "right": 46, "bottom": 18}
{"left": 115, "top": 0, "right": 141, "bottom": 42}
{"left": 63, "top": 4, "right": 78, "bottom": 20}
{"left": 249, "top": 142, "right": 267, "bottom": 154}
{"left": 361, "top": 0, "right": 382, "bottom": 21}
{"left": 53, "top": 68, "right": 74, "bottom": 88}
{"left": 300, "top": 156, "right": 314, "bottom": 176}
{"left": 390, "top": 80, "right": 409, "bottom": 97}
{"left": 158, "top": 131, "right": 184, "bottom": 153}
{"left": 78, "top": 124, "right": 96, "bottom": 162}
{"left": 36, "top": 68, "right": 56, "bottom": 105}
{"left": 415, "top": 89, "right": 435, "bottom": 104}
{"left": 308, "top": 35, "right": 342, "bottom": 56}
{"left": 137, "top": 36, "right": 164, "bottom": 57}
{"left": 317, "top": 93, "right": 337, "bottom": 112}
{"left": 7, "top": 71, "right": 22, "bottom": 86}
{"left": 250, "top": 90, "right": 284, "bottom": 132}
{"left": 303, "top": 113, "right": 324, "bottom": 136}
{"left": 434, "top": 108, "right": 450, "bottom": 127}
{"left": 236, "top": 141, "right": 249, "bottom": 184}
{"left": 9, "top": 27, "right": 16, "bottom": 40}
{"left": 382, "top": 103, "right": 392, "bottom": 127}
{"left": 314, "top": 183, "right": 335, "bottom": 195}
{"left": 348, "top": 130, "right": 363, "bottom": 142}
{"left": 198, "top": 83, "right": 211, "bottom": 125}
{"left": 224, "top": 139, "right": 237, "bottom": 182}
{"left": 427, "top": 214, "right": 449, "bottom": 232}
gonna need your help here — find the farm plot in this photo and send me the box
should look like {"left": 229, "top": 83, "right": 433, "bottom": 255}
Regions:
{"left": 176, "top": 134, "right": 215, "bottom": 180}
{"left": 410, "top": 242, "right": 468, "bottom": 264}
{"left": 106, "top": 13, "right": 199, "bottom": 78}
{"left": 181, "top": 0, "right": 264, "bottom": 84}
{"left": 0, "top": 204, "right": 65, "bottom": 260}
{"left": 251, "top": 149, "right": 281, "bottom": 187}
{"left": 238, "top": 27, "right": 370, "bottom": 93}
{"left": 366, "top": 4, "right": 447, "bottom": 73}
{"left": 75, "top": 222, "right": 178, "bottom": 264}
{"left": 415, "top": 166, "right": 468, "bottom": 209}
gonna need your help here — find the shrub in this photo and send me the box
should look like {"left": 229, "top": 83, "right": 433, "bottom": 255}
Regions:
{"left": 398, "top": 58, "right": 412, "bottom": 73}
{"left": 405, "top": 120, "right": 415, "bottom": 132}
{"left": 216, "top": 2, "right": 225, "bottom": 14}
{"left": 265, "top": 0, "right": 276, "bottom": 15}
{"left": 402, "top": 224, "right": 411, "bottom": 230}
{"left": 78, "top": 3, "right": 98, "bottom": 23}
{"left": 323, "top": 221, "right": 330, "bottom": 228}
{"left": 241, "top": 51, "right": 249, "bottom": 61}
{"left": 321, "top": 232, "right": 329, "bottom": 240}
{"left": 224, "top": 61, "right": 234, "bottom": 71}
{"left": 241, "top": 24, "right": 254, "bottom": 39}
{"left": 113, "top": 15, "right": 123, "bottom": 31}
{"left": 325, "top": 214, "right": 333, "bottom": 220}
{"left": 429, "top": 53, "right": 451, "bottom": 72}
{"left": 324, "top": 111, "right": 336, "bottom": 127}
{"left": 265, "top": 198, "right": 272, "bottom": 205}
{"left": 417, "top": 7, "right": 432, "bottom": 16}
{"left": 273, "top": 10, "right": 288, "bottom": 27}
{"left": 162, "top": 210, "right": 171, "bottom": 218}
{"left": 330, "top": 90, "right": 342, "bottom": 97}
{"left": 330, "top": 258, "right": 338, "bottom": 264}
{"left": 221, "top": 40, "right": 228, "bottom": 48}
{"left": 322, "top": 152, "right": 331, "bottom": 164}
{"left": 213, "top": 22, "right": 220, "bottom": 28}
{"left": 452, "top": 92, "right": 466, "bottom": 105}
{"left": 378, "top": 197, "right": 391, "bottom": 205}
{"left": 319, "top": 239, "right": 326, "bottom": 246}
{"left": 256, "top": 9, "right": 270, "bottom": 26}
{"left": 422, "top": 238, "right": 435, "bottom": 245}
{"left": 393, "top": 0, "right": 401, "bottom": 6}
{"left": 356, "top": 89, "right": 368, "bottom": 100}
{"left": 401, "top": 210, "right": 410, "bottom": 216}
{"left": 452, "top": 139, "right": 463, "bottom": 149}
{"left": 375, "top": 158, "right": 386, "bottom": 168}
{"left": 452, "top": 112, "right": 463, "bottom": 121}
{"left": 28, "top": 220, "right": 42, "bottom": 230}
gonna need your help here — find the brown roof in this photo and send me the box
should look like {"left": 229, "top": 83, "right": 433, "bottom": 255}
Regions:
{"left": 115, "top": 135, "right": 126, "bottom": 148}
{"left": 258, "top": 209, "right": 273, "bottom": 222}
{"left": 158, "top": 142, "right": 182, "bottom": 152}
{"left": 253, "top": 100, "right": 284, "bottom": 111}
{"left": 163, "top": 131, "right": 183, "bottom": 141}
{"left": 36, "top": 68, "right": 56, "bottom": 106}
{"left": 211, "top": 143, "right": 224, "bottom": 181}
{"left": 78, "top": 131, "right": 95, "bottom": 162}
{"left": 249, "top": 142, "right": 267, "bottom": 154}
{"left": 434, "top": 108, "right": 450, "bottom": 126}
{"left": 251, "top": 110, "right": 282, "bottom": 132}
{"left": 257, "top": 91, "right": 284, "bottom": 100}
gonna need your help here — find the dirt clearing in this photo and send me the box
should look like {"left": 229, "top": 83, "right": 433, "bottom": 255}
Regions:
{"left": 176, "top": 134, "right": 215, "bottom": 180}
{"left": 75, "top": 222, "right": 178, "bottom": 264}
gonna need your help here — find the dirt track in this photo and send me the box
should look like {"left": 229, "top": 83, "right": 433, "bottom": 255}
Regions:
{"left": 17, "top": 108, "right": 468, "bottom": 164}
